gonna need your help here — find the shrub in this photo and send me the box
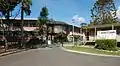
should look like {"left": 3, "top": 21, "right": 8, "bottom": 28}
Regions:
{"left": 95, "top": 39, "right": 117, "bottom": 51}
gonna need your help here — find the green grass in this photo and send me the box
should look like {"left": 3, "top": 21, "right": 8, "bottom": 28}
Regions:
{"left": 64, "top": 46, "right": 120, "bottom": 56}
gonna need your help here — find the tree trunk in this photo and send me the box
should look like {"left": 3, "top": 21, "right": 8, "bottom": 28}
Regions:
{"left": 21, "top": 0, "right": 24, "bottom": 48}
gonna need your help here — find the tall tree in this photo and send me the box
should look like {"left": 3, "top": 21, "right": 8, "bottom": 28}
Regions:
{"left": 0, "top": 0, "right": 32, "bottom": 19}
{"left": 91, "top": 0, "right": 117, "bottom": 25}
{"left": 37, "top": 7, "right": 49, "bottom": 39}
{"left": 21, "top": 0, "right": 32, "bottom": 47}
{"left": 22, "top": 0, "right": 32, "bottom": 16}
{"left": 0, "top": 0, "right": 21, "bottom": 19}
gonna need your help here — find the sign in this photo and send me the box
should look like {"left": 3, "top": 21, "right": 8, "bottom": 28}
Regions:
{"left": 48, "top": 40, "right": 51, "bottom": 45}
{"left": 23, "top": 27, "right": 38, "bottom": 31}
{"left": 97, "top": 30, "right": 116, "bottom": 39}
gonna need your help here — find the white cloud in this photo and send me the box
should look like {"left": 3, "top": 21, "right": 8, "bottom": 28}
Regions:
{"left": 72, "top": 15, "right": 85, "bottom": 23}
{"left": 77, "top": 17, "right": 85, "bottom": 22}
{"left": 72, "top": 15, "right": 78, "bottom": 21}
{"left": 118, "top": 6, "right": 120, "bottom": 10}
{"left": 117, "top": 6, "right": 120, "bottom": 19}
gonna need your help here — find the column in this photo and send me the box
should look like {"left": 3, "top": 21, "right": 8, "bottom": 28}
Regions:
{"left": 95, "top": 27, "right": 96, "bottom": 41}
{"left": 86, "top": 28, "right": 87, "bottom": 41}
{"left": 112, "top": 25, "right": 114, "bottom": 30}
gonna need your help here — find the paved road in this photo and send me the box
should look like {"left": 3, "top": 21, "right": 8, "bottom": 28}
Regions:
{"left": 0, "top": 47, "right": 120, "bottom": 66}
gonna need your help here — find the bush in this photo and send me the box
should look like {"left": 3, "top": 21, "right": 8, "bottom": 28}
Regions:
{"left": 95, "top": 39, "right": 117, "bottom": 51}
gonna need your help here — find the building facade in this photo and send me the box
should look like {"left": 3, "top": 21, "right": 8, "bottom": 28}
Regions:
{"left": 0, "top": 18, "right": 80, "bottom": 40}
{"left": 81, "top": 23, "right": 120, "bottom": 42}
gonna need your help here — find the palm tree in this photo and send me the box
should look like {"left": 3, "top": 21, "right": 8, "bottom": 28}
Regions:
{"left": 21, "top": 0, "right": 32, "bottom": 48}
{"left": 22, "top": 0, "right": 32, "bottom": 15}
{"left": 0, "top": 0, "right": 21, "bottom": 19}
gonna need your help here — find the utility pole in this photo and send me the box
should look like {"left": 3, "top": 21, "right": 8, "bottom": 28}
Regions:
{"left": 21, "top": 0, "right": 24, "bottom": 48}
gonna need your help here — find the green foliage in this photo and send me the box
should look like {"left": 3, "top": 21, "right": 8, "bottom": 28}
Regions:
{"left": 40, "top": 7, "right": 49, "bottom": 18}
{"left": 54, "top": 32, "right": 67, "bottom": 43}
{"left": 37, "top": 6, "right": 49, "bottom": 36}
{"left": 95, "top": 39, "right": 117, "bottom": 51}
{"left": 38, "top": 7, "right": 49, "bottom": 25}
{"left": 0, "top": 0, "right": 20, "bottom": 18}
{"left": 23, "top": 0, "right": 32, "bottom": 16}
{"left": 38, "top": 17, "right": 49, "bottom": 25}
{"left": 80, "top": 23, "right": 87, "bottom": 27}
{"left": 90, "top": 0, "right": 117, "bottom": 25}
{"left": 96, "top": 0, "right": 113, "bottom": 6}
{"left": 0, "top": 0, "right": 32, "bottom": 18}
{"left": 73, "top": 35, "right": 80, "bottom": 42}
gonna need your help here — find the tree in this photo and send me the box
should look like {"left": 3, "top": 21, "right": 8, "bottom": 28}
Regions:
{"left": 37, "top": 7, "right": 49, "bottom": 38}
{"left": 0, "top": 0, "right": 32, "bottom": 48}
{"left": 0, "top": 0, "right": 21, "bottom": 19}
{"left": 80, "top": 23, "right": 87, "bottom": 27}
{"left": 0, "top": 0, "right": 21, "bottom": 50}
{"left": 91, "top": 0, "right": 118, "bottom": 25}
{"left": 22, "top": 0, "right": 32, "bottom": 16}
{"left": 38, "top": 7, "right": 49, "bottom": 25}
{"left": 54, "top": 32, "right": 67, "bottom": 47}
{"left": 73, "top": 35, "right": 80, "bottom": 47}
{"left": 21, "top": 0, "right": 32, "bottom": 48}
{"left": 0, "top": 0, "right": 32, "bottom": 19}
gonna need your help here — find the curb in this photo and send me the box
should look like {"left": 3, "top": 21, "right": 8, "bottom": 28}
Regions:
{"left": 61, "top": 47, "right": 120, "bottom": 58}
{"left": 0, "top": 49, "right": 27, "bottom": 57}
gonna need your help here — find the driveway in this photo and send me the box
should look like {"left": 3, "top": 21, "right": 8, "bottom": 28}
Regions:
{"left": 0, "top": 47, "right": 120, "bottom": 66}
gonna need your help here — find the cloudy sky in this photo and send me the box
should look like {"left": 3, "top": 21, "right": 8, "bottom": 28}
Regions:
{"left": 13, "top": 0, "right": 120, "bottom": 26}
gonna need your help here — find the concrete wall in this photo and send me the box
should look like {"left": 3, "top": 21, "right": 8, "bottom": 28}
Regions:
{"left": 89, "top": 36, "right": 96, "bottom": 42}
{"left": 117, "top": 35, "right": 120, "bottom": 42}
{"left": 54, "top": 26, "right": 66, "bottom": 33}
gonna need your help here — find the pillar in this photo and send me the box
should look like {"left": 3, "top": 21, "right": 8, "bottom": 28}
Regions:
{"left": 95, "top": 27, "right": 96, "bottom": 41}
{"left": 86, "top": 28, "right": 88, "bottom": 41}
{"left": 112, "top": 25, "right": 114, "bottom": 30}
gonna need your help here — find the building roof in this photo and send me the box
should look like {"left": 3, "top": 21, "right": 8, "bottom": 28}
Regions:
{"left": 82, "top": 23, "right": 120, "bottom": 29}
{"left": 47, "top": 21, "right": 69, "bottom": 25}
{"left": 1, "top": 18, "right": 70, "bottom": 25}
{"left": 0, "top": 18, "right": 80, "bottom": 28}
{"left": 0, "top": 18, "right": 38, "bottom": 20}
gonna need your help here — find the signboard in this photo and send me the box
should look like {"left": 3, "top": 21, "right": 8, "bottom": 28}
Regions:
{"left": 48, "top": 40, "right": 51, "bottom": 45}
{"left": 23, "top": 27, "right": 38, "bottom": 31}
{"left": 97, "top": 30, "right": 116, "bottom": 39}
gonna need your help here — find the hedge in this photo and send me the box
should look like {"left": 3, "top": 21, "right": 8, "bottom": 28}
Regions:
{"left": 95, "top": 39, "right": 117, "bottom": 51}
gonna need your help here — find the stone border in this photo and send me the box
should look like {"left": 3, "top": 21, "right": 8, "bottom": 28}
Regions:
{"left": 0, "top": 48, "right": 52, "bottom": 57}
{"left": 61, "top": 47, "right": 120, "bottom": 58}
{"left": 0, "top": 49, "right": 27, "bottom": 57}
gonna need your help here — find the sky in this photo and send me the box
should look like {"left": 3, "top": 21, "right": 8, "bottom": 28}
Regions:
{"left": 13, "top": 0, "right": 120, "bottom": 26}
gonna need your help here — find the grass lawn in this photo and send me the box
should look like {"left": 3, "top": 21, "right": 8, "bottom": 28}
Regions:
{"left": 64, "top": 46, "right": 120, "bottom": 56}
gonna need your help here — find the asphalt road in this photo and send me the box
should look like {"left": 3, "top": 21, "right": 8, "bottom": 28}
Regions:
{"left": 0, "top": 47, "right": 120, "bottom": 66}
